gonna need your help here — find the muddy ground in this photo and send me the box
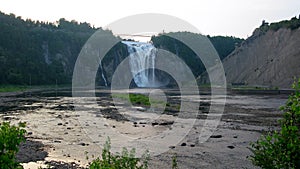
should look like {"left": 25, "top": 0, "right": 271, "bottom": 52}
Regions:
{"left": 0, "top": 88, "right": 290, "bottom": 169}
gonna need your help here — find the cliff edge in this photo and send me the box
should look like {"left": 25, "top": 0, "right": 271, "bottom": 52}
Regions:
{"left": 215, "top": 18, "right": 300, "bottom": 88}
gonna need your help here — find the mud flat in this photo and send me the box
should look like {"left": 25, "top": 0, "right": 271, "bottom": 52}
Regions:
{"left": 0, "top": 89, "right": 289, "bottom": 169}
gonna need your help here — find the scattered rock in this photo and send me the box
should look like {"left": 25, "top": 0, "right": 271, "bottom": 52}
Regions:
{"left": 137, "top": 107, "right": 146, "bottom": 111}
{"left": 159, "top": 121, "right": 174, "bottom": 126}
{"left": 112, "top": 125, "right": 116, "bottom": 128}
{"left": 3, "top": 116, "right": 15, "bottom": 120}
{"left": 210, "top": 135, "right": 222, "bottom": 138}
{"left": 66, "top": 127, "right": 72, "bottom": 130}
{"left": 233, "top": 135, "right": 238, "bottom": 138}
{"left": 181, "top": 143, "right": 187, "bottom": 146}
{"left": 78, "top": 143, "right": 89, "bottom": 146}
{"left": 27, "top": 131, "right": 33, "bottom": 135}
{"left": 133, "top": 122, "right": 138, "bottom": 125}
{"left": 169, "top": 146, "right": 175, "bottom": 149}
{"left": 54, "top": 140, "right": 61, "bottom": 143}
{"left": 190, "top": 144, "right": 195, "bottom": 147}
{"left": 151, "top": 122, "right": 158, "bottom": 126}
{"left": 133, "top": 124, "right": 138, "bottom": 127}
{"left": 45, "top": 161, "right": 84, "bottom": 169}
{"left": 227, "top": 145, "right": 235, "bottom": 149}
{"left": 57, "top": 123, "right": 63, "bottom": 126}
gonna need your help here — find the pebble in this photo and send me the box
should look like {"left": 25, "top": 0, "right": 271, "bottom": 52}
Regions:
{"left": 210, "top": 135, "right": 222, "bottom": 138}
{"left": 159, "top": 121, "right": 174, "bottom": 126}
{"left": 227, "top": 145, "right": 235, "bottom": 149}
{"left": 151, "top": 122, "right": 158, "bottom": 126}
{"left": 79, "top": 142, "right": 88, "bottom": 146}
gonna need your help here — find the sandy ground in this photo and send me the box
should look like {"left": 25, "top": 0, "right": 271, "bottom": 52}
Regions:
{"left": 0, "top": 89, "right": 288, "bottom": 169}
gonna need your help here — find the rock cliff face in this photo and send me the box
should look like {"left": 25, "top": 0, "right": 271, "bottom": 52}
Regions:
{"left": 100, "top": 43, "right": 128, "bottom": 86}
{"left": 218, "top": 27, "right": 300, "bottom": 88}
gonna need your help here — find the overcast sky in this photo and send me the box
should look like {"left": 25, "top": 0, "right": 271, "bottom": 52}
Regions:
{"left": 1, "top": 0, "right": 299, "bottom": 38}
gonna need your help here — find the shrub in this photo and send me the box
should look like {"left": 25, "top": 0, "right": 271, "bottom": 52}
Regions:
{"left": 0, "top": 122, "right": 26, "bottom": 169}
{"left": 249, "top": 79, "right": 300, "bottom": 168}
{"left": 172, "top": 153, "right": 178, "bottom": 169}
{"left": 89, "top": 138, "right": 150, "bottom": 169}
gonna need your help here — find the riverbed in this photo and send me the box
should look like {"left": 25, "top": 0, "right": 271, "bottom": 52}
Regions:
{"left": 0, "top": 88, "right": 289, "bottom": 169}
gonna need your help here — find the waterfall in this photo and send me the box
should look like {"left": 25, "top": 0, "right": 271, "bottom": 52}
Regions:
{"left": 99, "top": 60, "right": 108, "bottom": 86}
{"left": 122, "top": 41, "right": 157, "bottom": 87}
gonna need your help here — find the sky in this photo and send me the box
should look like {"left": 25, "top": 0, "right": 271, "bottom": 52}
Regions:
{"left": 0, "top": 0, "right": 299, "bottom": 39}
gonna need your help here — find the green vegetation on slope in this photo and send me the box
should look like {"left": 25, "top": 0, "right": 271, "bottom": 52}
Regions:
{"left": 0, "top": 11, "right": 245, "bottom": 87}
{"left": 208, "top": 35, "right": 243, "bottom": 60}
{"left": 151, "top": 32, "right": 243, "bottom": 78}
{"left": 257, "top": 16, "right": 300, "bottom": 33}
{"left": 0, "top": 11, "right": 130, "bottom": 87}
{"left": 0, "top": 11, "right": 97, "bottom": 85}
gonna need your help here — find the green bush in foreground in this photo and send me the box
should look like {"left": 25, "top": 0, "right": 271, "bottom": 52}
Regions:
{"left": 249, "top": 79, "right": 300, "bottom": 168}
{"left": 89, "top": 138, "right": 150, "bottom": 169}
{"left": 0, "top": 122, "right": 26, "bottom": 169}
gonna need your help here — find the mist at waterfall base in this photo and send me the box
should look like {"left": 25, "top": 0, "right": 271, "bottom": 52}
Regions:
{"left": 122, "top": 41, "right": 169, "bottom": 88}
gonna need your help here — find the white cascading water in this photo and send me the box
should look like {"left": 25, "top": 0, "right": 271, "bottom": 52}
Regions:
{"left": 99, "top": 60, "right": 108, "bottom": 86}
{"left": 122, "top": 41, "right": 157, "bottom": 87}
